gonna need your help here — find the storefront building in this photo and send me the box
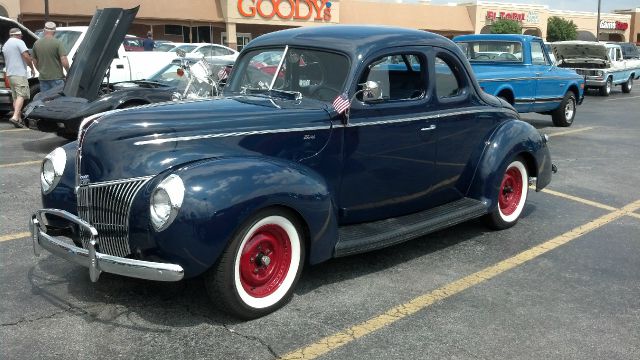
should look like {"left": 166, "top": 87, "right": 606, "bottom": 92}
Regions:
{"left": 6, "top": 0, "right": 640, "bottom": 49}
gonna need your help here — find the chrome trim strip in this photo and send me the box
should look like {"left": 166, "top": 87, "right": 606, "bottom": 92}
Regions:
{"left": 347, "top": 108, "right": 506, "bottom": 127}
{"left": 134, "top": 108, "right": 513, "bottom": 146}
{"left": 514, "top": 97, "right": 563, "bottom": 104}
{"left": 134, "top": 126, "right": 332, "bottom": 145}
{"left": 481, "top": 77, "right": 580, "bottom": 82}
{"left": 31, "top": 210, "right": 184, "bottom": 282}
{"left": 85, "top": 176, "right": 153, "bottom": 188}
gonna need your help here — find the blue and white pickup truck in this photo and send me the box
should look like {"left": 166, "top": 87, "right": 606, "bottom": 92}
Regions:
{"left": 454, "top": 34, "right": 584, "bottom": 127}
{"left": 551, "top": 41, "right": 640, "bottom": 96}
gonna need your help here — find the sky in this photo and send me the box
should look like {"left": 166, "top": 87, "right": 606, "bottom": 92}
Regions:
{"left": 426, "top": 0, "right": 640, "bottom": 13}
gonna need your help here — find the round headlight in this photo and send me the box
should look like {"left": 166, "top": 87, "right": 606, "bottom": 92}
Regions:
{"left": 150, "top": 174, "right": 185, "bottom": 231}
{"left": 41, "top": 147, "right": 66, "bottom": 194}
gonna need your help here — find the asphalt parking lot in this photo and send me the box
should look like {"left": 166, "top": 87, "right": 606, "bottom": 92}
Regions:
{"left": 1, "top": 90, "right": 639, "bottom": 359}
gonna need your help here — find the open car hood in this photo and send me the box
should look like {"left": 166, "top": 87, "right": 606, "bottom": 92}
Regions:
{"left": 63, "top": 7, "right": 139, "bottom": 101}
{"left": 0, "top": 16, "right": 38, "bottom": 48}
{"left": 551, "top": 41, "right": 608, "bottom": 62}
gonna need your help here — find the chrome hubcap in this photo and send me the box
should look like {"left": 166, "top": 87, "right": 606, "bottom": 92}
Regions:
{"left": 565, "top": 98, "right": 575, "bottom": 120}
{"left": 606, "top": 80, "right": 611, "bottom": 93}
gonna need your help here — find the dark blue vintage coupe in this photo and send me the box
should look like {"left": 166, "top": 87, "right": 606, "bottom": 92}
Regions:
{"left": 30, "top": 25, "right": 554, "bottom": 318}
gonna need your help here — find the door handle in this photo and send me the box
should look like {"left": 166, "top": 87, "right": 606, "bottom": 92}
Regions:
{"left": 116, "top": 64, "right": 124, "bottom": 69}
{"left": 420, "top": 124, "right": 436, "bottom": 131}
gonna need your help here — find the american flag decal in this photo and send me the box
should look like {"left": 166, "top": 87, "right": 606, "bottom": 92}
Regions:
{"left": 332, "top": 93, "right": 350, "bottom": 114}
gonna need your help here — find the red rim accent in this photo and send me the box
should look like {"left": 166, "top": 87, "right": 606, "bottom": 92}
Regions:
{"left": 498, "top": 166, "right": 523, "bottom": 216}
{"left": 239, "top": 224, "right": 292, "bottom": 298}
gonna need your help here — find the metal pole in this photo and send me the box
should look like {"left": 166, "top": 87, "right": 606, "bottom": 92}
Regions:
{"left": 44, "top": 0, "right": 49, "bottom": 21}
{"left": 596, "top": 0, "right": 601, "bottom": 42}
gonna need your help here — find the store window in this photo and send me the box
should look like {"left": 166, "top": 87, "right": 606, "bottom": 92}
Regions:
{"left": 222, "top": 33, "right": 252, "bottom": 51}
{"left": 164, "top": 25, "right": 183, "bottom": 36}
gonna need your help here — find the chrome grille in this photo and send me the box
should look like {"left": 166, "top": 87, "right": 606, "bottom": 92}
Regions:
{"left": 77, "top": 177, "right": 151, "bottom": 257}
{"left": 575, "top": 69, "right": 599, "bottom": 77}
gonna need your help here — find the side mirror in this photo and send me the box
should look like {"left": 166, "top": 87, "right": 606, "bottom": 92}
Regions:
{"left": 361, "top": 80, "right": 381, "bottom": 101}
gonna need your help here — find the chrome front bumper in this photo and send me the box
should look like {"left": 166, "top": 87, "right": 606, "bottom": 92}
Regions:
{"left": 30, "top": 209, "right": 184, "bottom": 282}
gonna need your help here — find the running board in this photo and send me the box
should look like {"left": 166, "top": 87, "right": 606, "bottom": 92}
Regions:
{"left": 335, "top": 198, "right": 487, "bottom": 257}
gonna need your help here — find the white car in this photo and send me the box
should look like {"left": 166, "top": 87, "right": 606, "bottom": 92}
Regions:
{"left": 169, "top": 43, "right": 239, "bottom": 61}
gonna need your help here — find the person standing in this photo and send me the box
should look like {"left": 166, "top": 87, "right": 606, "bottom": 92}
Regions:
{"left": 32, "top": 21, "right": 69, "bottom": 93}
{"left": 2, "top": 28, "right": 35, "bottom": 127}
{"left": 142, "top": 31, "right": 155, "bottom": 51}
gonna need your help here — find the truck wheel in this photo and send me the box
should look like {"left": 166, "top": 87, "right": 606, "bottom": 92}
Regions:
{"left": 205, "top": 208, "right": 305, "bottom": 319}
{"left": 622, "top": 76, "right": 633, "bottom": 93}
{"left": 599, "top": 77, "right": 612, "bottom": 96}
{"left": 551, "top": 91, "right": 576, "bottom": 127}
{"left": 483, "top": 157, "right": 529, "bottom": 230}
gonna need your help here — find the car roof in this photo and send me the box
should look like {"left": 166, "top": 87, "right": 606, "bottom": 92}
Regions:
{"left": 453, "top": 34, "right": 542, "bottom": 42}
{"left": 244, "top": 25, "right": 451, "bottom": 59}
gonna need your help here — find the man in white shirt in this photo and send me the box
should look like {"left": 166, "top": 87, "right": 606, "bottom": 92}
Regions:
{"left": 2, "top": 27, "right": 35, "bottom": 127}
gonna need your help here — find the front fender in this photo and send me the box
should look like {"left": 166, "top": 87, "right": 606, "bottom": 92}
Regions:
{"left": 466, "top": 120, "right": 551, "bottom": 211}
{"left": 128, "top": 156, "right": 338, "bottom": 278}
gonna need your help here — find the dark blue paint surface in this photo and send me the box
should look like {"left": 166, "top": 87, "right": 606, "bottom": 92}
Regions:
{"left": 42, "top": 26, "right": 553, "bottom": 278}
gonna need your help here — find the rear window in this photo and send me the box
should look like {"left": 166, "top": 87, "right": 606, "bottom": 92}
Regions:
{"left": 456, "top": 41, "right": 523, "bottom": 62}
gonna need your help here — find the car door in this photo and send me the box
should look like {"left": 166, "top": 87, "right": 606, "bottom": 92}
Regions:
{"left": 530, "top": 40, "right": 561, "bottom": 111}
{"left": 338, "top": 50, "right": 438, "bottom": 224}
{"left": 431, "top": 49, "right": 500, "bottom": 204}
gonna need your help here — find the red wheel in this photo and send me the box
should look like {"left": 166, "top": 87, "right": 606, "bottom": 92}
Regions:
{"left": 484, "top": 158, "right": 528, "bottom": 229}
{"left": 206, "top": 209, "right": 305, "bottom": 319}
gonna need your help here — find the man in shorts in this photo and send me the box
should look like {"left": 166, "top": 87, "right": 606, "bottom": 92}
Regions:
{"left": 32, "top": 21, "right": 69, "bottom": 93}
{"left": 2, "top": 27, "right": 35, "bottom": 127}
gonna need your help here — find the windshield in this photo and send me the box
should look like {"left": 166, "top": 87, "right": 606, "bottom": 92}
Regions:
{"left": 169, "top": 44, "right": 197, "bottom": 53}
{"left": 52, "top": 30, "right": 82, "bottom": 55}
{"left": 456, "top": 41, "right": 523, "bottom": 62}
{"left": 225, "top": 47, "right": 350, "bottom": 102}
{"left": 147, "top": 62, "right": 192, "bottom": 90}
{"left": 155, "top": 43, "right": 176, "bottom": 52}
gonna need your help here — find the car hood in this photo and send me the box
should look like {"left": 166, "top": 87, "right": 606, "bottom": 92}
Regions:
{"left": 0, "top": 16, "right": 38, "bottom": 48}
{"left": 551, "top": 42, "right": 608, "bottom": 62}
{"left": 78, "top": 96, "right": 333, "bottom": 182}
{"left": 63, "top": 7, "right": 139, "bottom": 101}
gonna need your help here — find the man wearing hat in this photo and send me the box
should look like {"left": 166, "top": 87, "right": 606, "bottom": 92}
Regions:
{"left": 1, "top": 27, "right": 35, "bottom": 127}
{"left": 32, "top": 21, "right": 69, "bottom": 94}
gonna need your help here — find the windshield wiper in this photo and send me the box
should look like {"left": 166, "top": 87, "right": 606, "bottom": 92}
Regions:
{"left": 243, "top": 88, "right": 302, "bottom": 100}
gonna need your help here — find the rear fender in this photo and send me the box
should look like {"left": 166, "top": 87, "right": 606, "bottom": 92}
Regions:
{"left": 128, "top": 156, "right": 338, "bottom": 278}
{"left": 466, "top": 120, "right": 551, "bottom": 211}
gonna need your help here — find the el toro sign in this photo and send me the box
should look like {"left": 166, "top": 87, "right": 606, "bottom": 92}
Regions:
{"left": 238, "top": 0, "right": 332, "bottom": 21}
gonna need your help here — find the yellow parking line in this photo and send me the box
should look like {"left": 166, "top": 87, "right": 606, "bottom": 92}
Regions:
{"left": 0, "top": 160, "right": 41, "bottom": 168}
{"left": 539, "top": 188, "right": 618, "bottom": 211}
{"left": 0, "top": 231, "right": 30, "bottom": 242}
{"left": 548, "top": 127, "right": 594, "bottom": 137}
{"left": 0, "top": 128, "right": 28, "bottom": 133}
{"left": 628, "top": 212, "right": 640, "bottom": 221}
{"left": 280, "top": 199, "right": 640, "bottom": 360}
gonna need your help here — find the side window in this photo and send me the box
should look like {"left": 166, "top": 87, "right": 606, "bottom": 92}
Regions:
{"left": 608, "top": 48, "right": 616, "bottom": 61}
{"left": 616, "top": 48, "right": 623, "bottom": 61}
{"left": 435, "top": 56, "right": 462, "bottom": 99}
{"left": 196, "top": 46, "right": 211, "bottom": 55}
{"left": 359, "top": 54, "right": 425, "bottom": 102}
{"left": 530, "top": 42, "right": 547, "bottom": 65}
